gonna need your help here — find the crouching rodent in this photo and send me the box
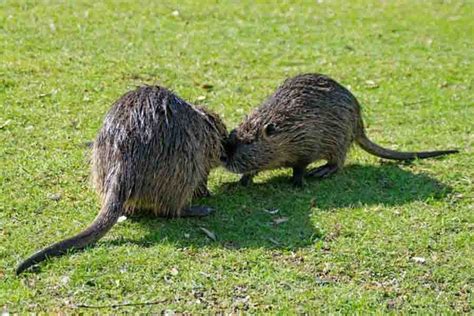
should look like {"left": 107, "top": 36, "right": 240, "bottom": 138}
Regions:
{"left": 17, "top": 85, "right": 228, "bottom": 274}
{"left": 224, "top": 73, "right": 458, "bottom": 187}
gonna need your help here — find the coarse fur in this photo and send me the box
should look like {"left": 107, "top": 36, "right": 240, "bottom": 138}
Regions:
{"left": 224, "top": 73, "right": 458, "bottom": 187}
{"left": 17, "top": 85, "right": 227, "bottom": 275}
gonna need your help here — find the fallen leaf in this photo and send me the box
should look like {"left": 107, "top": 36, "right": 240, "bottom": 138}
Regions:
{"left": 264, "top": 208, "right": 279, "bottom": 215}
{"left": 315, "top": 277, "right": 331, "bottom": 286}
{"left": 199, "top": 271, "right": 211, "bottom": 278}
{"left": 365, "top": 80, "right": 379, "bottom": 89}
{"left": 412, "top": 256, "right": 426, "bottom": 264}
{"left": 199, "top": 227, "right": 216, "bottom": 241}
{"left": 170, "top": 267, "right": 179, "bottom": 276}
{"left": 439, "top": 81, "right": 449, "bottom": 88}
{"left": 60, "top": 276, "right": 70, "bottom": 285}
{"left": 224, "top": 241, "right": 240, "bottom": 249}
{"left": 273, "top": 217, "right": 289, "bottom": 225}
{"left": 0, "top": 120, "right": 12, "bottom": 129}
{"left": 268, "top": 238, "right": 280, "bottom": 245}
{"left": 47, "top": 193, "right": 62, "bottom": 201}
{"left": 196, "top": 95, "right": 206, "bottom": 101}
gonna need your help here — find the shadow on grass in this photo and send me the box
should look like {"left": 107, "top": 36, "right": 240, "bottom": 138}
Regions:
{"left": 104, "top": 163, "right": 452, "bottom": 251}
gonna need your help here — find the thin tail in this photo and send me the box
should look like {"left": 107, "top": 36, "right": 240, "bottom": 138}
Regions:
{"left": 356, "top": 122, "right": 458, "bottom": 161}
{"left": 16, "top": 185, "right": 124, "bottom": 275}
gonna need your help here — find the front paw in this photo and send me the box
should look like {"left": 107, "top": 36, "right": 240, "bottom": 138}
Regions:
{"left": 291, "top": 177, "right": 305, "bottom": 188}
{"left": 239, "top": 174, "right": 253, "bottom": 186}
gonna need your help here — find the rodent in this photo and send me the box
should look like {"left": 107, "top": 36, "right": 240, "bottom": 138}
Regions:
{"left": 16, "top": 85, "right": 228, "bottom": 275}
{"left": 223, "top": 73, "right": 458, "bottom": 187}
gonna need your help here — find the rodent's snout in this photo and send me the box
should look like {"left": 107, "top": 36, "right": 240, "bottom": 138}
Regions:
{"left": 220, "top": 142, "right": 232, "bottom": 164}
{"left": 221, "top": 130, "right": 238, "bottom": 163}
{"left": 220, "top": 139, "right": 232, "bottom": 163}
{"left": 220, "top": 152, "right": 228, "bottom": 163}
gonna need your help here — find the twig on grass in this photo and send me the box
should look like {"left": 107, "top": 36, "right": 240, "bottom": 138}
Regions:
{"left": 402, "top": 99, "right": 431, "bottom": 106}
{"left": 73, "top": 300, "right": 166, "bottom": 309}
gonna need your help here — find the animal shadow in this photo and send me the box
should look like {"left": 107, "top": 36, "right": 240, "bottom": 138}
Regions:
{"left": 105, "top": 163, "right": 452, "bottom": 251}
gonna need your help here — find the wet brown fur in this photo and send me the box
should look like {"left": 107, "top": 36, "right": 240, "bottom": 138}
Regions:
{"left": 225, "top": 73, "right": 458, "bottom": 186}
{"left": 17, "top": 85, "right": 227, "bottom": 274}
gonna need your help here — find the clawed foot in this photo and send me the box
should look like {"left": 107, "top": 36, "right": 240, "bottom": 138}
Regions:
{"left": 307, "top": 163, "right": 338, "bottom": 179}
{"left": 181, "top": 206, "right": 214, "bottom": 217}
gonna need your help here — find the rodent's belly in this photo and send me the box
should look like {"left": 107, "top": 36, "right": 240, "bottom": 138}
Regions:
{"left": 281, "top": 152, "right": 324, "bottom": 168}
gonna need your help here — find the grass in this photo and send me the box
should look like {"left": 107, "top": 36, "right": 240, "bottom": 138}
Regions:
{"left": 1, "top": 0, "right": 473, "bottom": 313}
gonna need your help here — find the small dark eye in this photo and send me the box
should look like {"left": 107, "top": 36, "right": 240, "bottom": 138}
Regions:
{"left": 264, "top": 123, "right": 277, "bottom": 137}
{"left": 220, "top": 152, "right": 228, "bottom": 163}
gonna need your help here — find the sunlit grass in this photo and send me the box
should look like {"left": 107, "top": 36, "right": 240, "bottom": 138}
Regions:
{"left": 1, "top": 0, "right": 472, "bottom": 313}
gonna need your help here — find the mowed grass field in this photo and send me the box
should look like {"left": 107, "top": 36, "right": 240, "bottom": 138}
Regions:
{"left": 1, "top": 0, "right": 473, "bottom": 313}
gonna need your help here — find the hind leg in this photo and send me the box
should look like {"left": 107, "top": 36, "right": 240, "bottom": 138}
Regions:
{"left": 292, "top": 164, "right": 308, "bottom": 187}
{"left": 239, "top": 172, "right": 257, "bottom": 186}
{"left": 308, "top": 141, "right": 349, "bottom": 180}
{"left": 193, "top": 177, "right": 211, "bottom": 198}
{"left": 307, "top": 153, "right": 346, "bottom": 180}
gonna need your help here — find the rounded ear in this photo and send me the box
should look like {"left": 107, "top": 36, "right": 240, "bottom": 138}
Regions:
{"left": 263, "top": 123, "right": 277, "bottom": 138}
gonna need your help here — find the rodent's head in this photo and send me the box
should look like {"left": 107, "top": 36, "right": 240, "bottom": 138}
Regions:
{"left": 223, "top": 117, "right": 286, "bottom": 174}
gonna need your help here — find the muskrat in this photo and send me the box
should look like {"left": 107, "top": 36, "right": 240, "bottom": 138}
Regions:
{"left": 224, "top": 73, "right": 458, "bottom": 187}
{"left": 16, "top": 85, "right": 228, "bottom": 275}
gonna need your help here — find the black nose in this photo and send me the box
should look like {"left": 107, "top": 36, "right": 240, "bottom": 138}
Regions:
{"left": 220, "top": 154, "right": 228, "bottom": 163}
{"left": 222, "top": 135, "right": 235, "bottom": 163}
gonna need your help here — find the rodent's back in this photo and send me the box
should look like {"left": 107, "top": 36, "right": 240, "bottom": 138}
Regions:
{"left": 16, "top": 85, "right": 227, "bottom": 274}
{"left": 263, "top": 74, "right": 359, "bottom": 111}
{"left": 92, "top": 85, "right": 225, "bottom": 216}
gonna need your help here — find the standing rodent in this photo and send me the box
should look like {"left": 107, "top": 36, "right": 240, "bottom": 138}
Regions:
{"left": 17, "top": 85, "right": 228, "bottom": 275}
{"left": 224, "top": 73, "right": 458, "bottom": 187}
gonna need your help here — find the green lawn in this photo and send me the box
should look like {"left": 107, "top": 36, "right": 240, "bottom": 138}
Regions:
{"left": 1, "top": 0, "right": 473, "bottom": 313}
